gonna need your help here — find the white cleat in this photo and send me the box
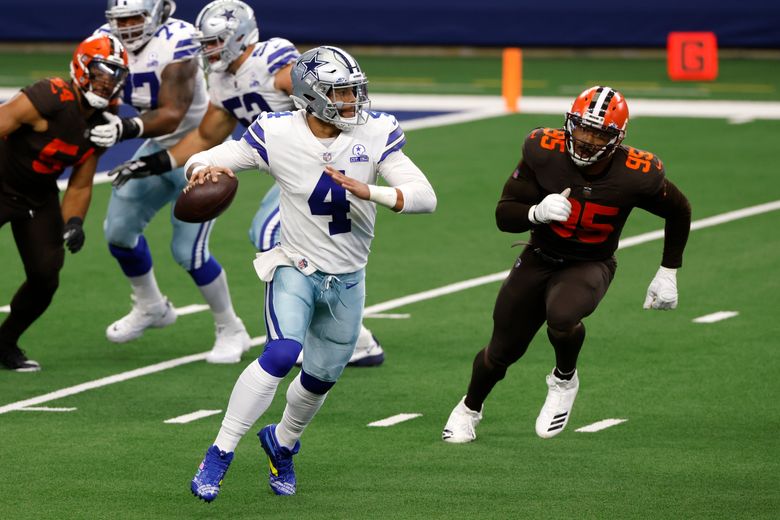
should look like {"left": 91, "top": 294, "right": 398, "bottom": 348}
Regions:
{"left": 442, "top": 396, "right": 483, "bottom": 444}
{"left": 206, "top": 318, "right": 251, "bottom": 364}
{"left": 535, "top": 369, "right": 580, "bottom": 439}
{"left": 106, "top": 296, "right": 177, "bottom": 343}
{"left": 347, "top": 332, "right": 384, "bottom": 366}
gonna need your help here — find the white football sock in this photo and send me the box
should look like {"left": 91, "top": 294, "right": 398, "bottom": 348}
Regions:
{"left": 128, "top": 269, "right": 165, "bottom": 305}
{"left": 214, "top": 361, "right": 282, "bottom": 452}
{"left": 198, "top": 270, "right": 238, "bottom": 325}
{"left": 275, "top": 373, "right": 328, "bottom": 449}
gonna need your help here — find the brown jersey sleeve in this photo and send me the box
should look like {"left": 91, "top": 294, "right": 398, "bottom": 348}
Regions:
{"left": 495, "top": 130, "right": 546, "bottom": 233}
{"left": 638, "top": 177, "right": 691, "bottom": 268}
{"left": 22, "top": 78, "right": 74, "bottom": 119}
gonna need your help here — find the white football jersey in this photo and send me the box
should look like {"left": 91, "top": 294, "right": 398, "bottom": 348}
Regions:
{"left": 207, "top": 39, "right": 298, "bottom": 128}
{"left": 97, "top": 19, "right": 208, "bottom": 148}
{"left": 241, "top": 110, "right": 412, "bottom": 273}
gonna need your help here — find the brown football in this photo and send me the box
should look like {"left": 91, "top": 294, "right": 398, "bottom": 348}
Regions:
{"left": 174, "top": 174, "right": 238, "bottom": 223}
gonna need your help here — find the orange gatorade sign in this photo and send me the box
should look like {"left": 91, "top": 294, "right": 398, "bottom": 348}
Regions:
{"left": 667, "top": 32, "right": 718, "bottom": 81}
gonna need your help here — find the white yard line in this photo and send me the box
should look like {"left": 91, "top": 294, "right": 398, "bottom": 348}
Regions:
{"left": 19, "top": 407, "right": 77, "bottom": 412}
{"left": 575, "top": 418, "right": 628, "bottom": 433}
{"left": 0, "top": 305, "right": 9, "bottom": 313}
{"left": 164, "top": 409, "right": 222, "bottom": 424}
{"left": 693, "top": 311, "right": 739, "bottom": 324}
{"left": 1, "top": 200, "right": 779, "bottom": 415}
{"left": 367, "top": 413, "right": 422, "bottom": 427}
{"left": 363, "top": 313, "right": 411, "bottom": 319}
{"left": 174, "top": 304, "right": 211, "bottom": 316}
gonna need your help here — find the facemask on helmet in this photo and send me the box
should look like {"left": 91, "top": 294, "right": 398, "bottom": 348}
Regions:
{"left": 70, "top": 33, "right": 129, "bottom": 109}
{"left": 195, "top": 0, "right": 259, "bottom": 73}
{"left": 564, "top": 86, "right": 629, "bottom": 167}
{"left": 291, "top": 46, "right": 370, "bottom": 131}
{"left": 105, "top": 0, "right": 175, "bottom": 52}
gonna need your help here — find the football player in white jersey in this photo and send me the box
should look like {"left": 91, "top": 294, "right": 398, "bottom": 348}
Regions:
{"left": 187, "top": 46, "right": 436, "bottom": 500}
{"left": 108, "top": 0, "right": 386, "bottom": 366}
{"left": 90, "top": 0, "right": 251, "bottom": 361}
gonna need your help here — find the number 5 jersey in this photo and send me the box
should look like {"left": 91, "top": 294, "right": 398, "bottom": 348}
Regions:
{"left": 0, "top": 78, "right": 102, "bottom": 207}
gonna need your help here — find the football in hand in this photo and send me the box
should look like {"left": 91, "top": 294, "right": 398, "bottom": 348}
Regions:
{"left": 174, "top": 173, "right": 238, "bottom": 223}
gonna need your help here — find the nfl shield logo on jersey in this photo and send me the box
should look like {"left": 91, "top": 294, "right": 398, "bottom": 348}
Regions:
{"left": 322, "top": 152, "right": 332, "bottom": 162}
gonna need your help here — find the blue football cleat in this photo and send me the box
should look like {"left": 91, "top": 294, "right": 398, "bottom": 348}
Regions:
{"left": 258, "top": 424, "right": 300, "bottom": 496}
{"left": 191, "top": 445, "right": 234, "bottom": 502}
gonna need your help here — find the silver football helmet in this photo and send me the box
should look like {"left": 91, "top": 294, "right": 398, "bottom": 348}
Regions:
{"left": 291, "top": 46, "right": 370, "bottom": 131}
{"left": 105, "top": 0, "right": 176, "bottom": 52}
{"left": 195, "top": 0, "right": 259, "bottom": 73}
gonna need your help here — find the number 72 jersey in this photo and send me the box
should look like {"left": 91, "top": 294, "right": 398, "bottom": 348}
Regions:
{"left": 240, "top": 110, "right": 410, "bottom": 274}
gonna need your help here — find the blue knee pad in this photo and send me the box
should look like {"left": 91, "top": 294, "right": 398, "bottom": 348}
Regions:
{"left": 300, "top": 370, "right": 336, "bottom": 395}
{"left": 109, "top": 235, "right": 152, "bottom": 277}
{"left": 259, "top": 339, "right": 302, "bottom": 377}
{"left": 188, "top": 256, "right": 222, "bottom": 286}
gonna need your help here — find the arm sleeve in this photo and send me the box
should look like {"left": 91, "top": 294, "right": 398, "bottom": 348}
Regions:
{"left": 638, "top": 178, "right": 692, "bottom": 268}
{"left": 184, "top": 138, "right": 262, "bottom": 179}
{"left": 495, "top": 158, "right": 543, "bottom": 233}
{"left": 377, "top": 150, "right": 437, "bottom": 214}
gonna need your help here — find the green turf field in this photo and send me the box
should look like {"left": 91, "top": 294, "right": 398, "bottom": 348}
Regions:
{"left": 1, "top": 52, "right": 779, "bottom": 519}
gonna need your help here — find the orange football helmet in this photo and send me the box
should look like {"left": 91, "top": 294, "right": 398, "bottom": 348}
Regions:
{"left": 564, "top": 86, "right": 629, "bottom": 167}
{"left": 70, "top": 33, "right": 129, "bottom": 110}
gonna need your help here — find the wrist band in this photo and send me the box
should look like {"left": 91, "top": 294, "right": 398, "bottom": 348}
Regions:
{"left": 368, "top": 185, "right": 398, "bottom": 208}
{"left": 528, "top": 205, "right": 539, "bottom": 224}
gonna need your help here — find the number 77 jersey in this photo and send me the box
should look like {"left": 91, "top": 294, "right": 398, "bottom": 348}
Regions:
{"left": 241, "top": 110, "right": 409, "bottom": 274}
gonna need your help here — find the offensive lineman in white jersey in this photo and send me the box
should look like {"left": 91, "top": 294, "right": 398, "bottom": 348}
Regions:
{"left": 108, "top": 0, "right": 386, "bottom": 366}
{"left": 91, "top": 0, "right": 251, "bottom": 360}
{"left": 187, "top": 46, "right": 436, "bottom": 500}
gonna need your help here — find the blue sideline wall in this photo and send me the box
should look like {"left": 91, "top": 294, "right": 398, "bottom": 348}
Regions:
{"left": 3, "top": 0, "right": 779, "bottom": 48}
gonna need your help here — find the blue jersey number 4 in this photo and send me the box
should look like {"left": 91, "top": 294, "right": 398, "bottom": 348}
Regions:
{"left": 308, "top": 172, "right": 351, "bottom": 235}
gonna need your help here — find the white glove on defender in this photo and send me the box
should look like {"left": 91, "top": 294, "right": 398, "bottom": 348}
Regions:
{"left": 529, "top": 188, "right": 572, "bottom": 224}
{"left": 90, "top": 112, "right": 124, "bottom": 147}
{"left": 643, "top": 266, "right": 678, "bottom": 310}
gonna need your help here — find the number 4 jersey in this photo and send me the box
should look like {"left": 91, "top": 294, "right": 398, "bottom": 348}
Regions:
{"left": 0, "top": 78, "right": 103, "bottom": 207}
{"left": 189, "top": 110, "right": 436, "bottom": 274}
{"left": 502, "top": 127, "right": 689, "bottom": 265}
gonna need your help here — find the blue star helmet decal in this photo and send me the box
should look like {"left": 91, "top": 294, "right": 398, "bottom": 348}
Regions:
{"left": 221, "top": 9, "right": 236, "bottom": 21}
{"left": 300, "top": 53, "right": 327, "bottom": 81}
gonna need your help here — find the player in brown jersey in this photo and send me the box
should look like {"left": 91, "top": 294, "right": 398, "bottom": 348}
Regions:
{"left": 442, "top": 86, "right": 691, "bottom": 442}
{"left": 0, "top": 34, "right": 128, "bottom": 372}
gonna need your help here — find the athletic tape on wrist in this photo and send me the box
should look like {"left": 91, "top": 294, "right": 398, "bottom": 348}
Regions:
{"left": 368, "top": 185, "right": 398, "bottom": 208}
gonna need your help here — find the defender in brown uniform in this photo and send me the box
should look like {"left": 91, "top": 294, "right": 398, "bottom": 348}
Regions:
{"left": 442, "top": 86, "right": 691, "bottom": 441}
{"left": 0, "top": 34, "right": 128, "bottom": 372}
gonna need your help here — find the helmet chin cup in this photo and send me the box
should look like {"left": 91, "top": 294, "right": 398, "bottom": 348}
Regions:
{"left": 84, "top": 91, "right": 110, "bottom": 109}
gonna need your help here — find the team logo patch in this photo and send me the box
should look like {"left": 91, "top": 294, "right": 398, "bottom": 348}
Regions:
{"left": 146, "top": 52, "right": 159, "bottom": 67}
{"left": 350, "top": 143, "right": 368, "bottom": 163}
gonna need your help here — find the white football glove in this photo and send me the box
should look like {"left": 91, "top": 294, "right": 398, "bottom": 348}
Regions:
{"left": 529, "top": 188, "right": 572, "bottom": 224}
{"left": 643, "top": 266, "right": 678, "bottom": 310}
{"left": 90, "top": 113, "right": 143, "bottom": 148}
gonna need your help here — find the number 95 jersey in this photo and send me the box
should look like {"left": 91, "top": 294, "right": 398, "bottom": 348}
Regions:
{"left": 515, "top": 127, "right": 667, "bottom": 262}
{"left": 241, "top": 110, "right": 409, "bottom": 274}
